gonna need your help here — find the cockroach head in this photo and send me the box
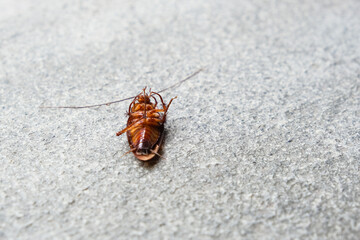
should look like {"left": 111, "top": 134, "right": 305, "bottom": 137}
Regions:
{"left": 137, "top": 93, "right": 151, "bottom": 104}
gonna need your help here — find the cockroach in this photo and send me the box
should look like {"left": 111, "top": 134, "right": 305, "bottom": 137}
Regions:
{"left": 41, "top": 69, "right": 203, "bottom": 161}
{"left": 115, "top": 87, "right": 176, "bottom": 160}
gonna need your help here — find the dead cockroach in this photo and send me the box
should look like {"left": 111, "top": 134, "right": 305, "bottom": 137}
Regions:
{"left": 115, "top": 87, "right": 176, "bottom": 160}
{"left": 41, "top": 69, "right": 203, "bottom": 161}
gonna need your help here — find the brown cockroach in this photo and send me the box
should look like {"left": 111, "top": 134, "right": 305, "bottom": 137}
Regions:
{"left": 115, "top": 87, "right": 176, "bottom": 160}
{"left": 41, "top": 69, "right": 203, "bottom": 161}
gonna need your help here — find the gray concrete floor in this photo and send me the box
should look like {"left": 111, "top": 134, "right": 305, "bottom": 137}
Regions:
{"left": 1, "top": 0, "right": 359, "bottom": 239}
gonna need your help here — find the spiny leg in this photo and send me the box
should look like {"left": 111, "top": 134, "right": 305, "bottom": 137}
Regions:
{"left": 161, "top": 96, "right": 177, "bottom": 121}
{"left": 151, "top": 92, "right": 166, "bottom": 110}
{"left": 128, "top": 96, "right": 138, "bottom": 113}
{"left": 166, "top": 96, "right": 177, "bottom": 112}
{"left": 150, "top": 149, "right": 166, "bottom": 160}
{"left": 118, "top": 148, "right": 136, "bottom": 158}
{"left": 116, "top": 119, "right": 144, "bottom": 136}
{"left": 150, "top": 94, "right": 158, "bottom": 108}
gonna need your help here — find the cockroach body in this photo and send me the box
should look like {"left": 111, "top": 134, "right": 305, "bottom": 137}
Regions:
{"left": 115, "top": 88, "right": 176, "bottom": 161}
{"left": 41, "top": 69, "right": 203, "bottom": 161}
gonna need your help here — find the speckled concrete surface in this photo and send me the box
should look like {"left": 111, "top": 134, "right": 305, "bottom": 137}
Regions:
{"left": 1, "top": 0, "right": 359, "bottom": 239}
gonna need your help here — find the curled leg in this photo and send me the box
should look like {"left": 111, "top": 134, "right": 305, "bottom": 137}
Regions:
{"left": 165, "top": 96, "right": 177, "bottom": 112}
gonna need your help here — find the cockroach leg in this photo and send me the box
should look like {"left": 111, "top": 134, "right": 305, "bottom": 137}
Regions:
{"left": 148, "top": 109, "right": 166, "bottom": 114}
{"left": 116, "top": 120, "right": 143, "bottom": 136}
{"left": 119, "top": 148, "right": 136, "bottom": 159}
{"left": 128, "top": 97, "right": 137, "bottom": 113}
{"left": 166, "top": 96, "right": 177, "bottom": 111}
{"left": 150, "top": 92, "right": 165, "bottom": 107}
{"left": 150, "top": 95, "right": 158, "bottom": 108}
{"left": 150, "top": 149, "right": 166, "bottom": 160}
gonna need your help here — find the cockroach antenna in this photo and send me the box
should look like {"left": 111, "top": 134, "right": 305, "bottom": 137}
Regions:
{"left": 157, "top": 68, "right": 204, "bottom": 94}
{"left": 40, "top": 68, "right": 203, "bottom": 109}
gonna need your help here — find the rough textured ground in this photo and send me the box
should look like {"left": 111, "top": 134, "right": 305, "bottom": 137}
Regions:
{"left": 1, "top": 0, "right": 359, "bottom": 239}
